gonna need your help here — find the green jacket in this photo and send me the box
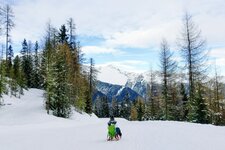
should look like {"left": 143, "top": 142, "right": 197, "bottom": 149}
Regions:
{"left": 108, "top": 124, "right": 116, "bottom": 138}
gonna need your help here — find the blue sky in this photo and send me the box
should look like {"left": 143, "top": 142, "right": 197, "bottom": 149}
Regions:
{"left": 1, "top": 0, "right": 225, "bottom": 74}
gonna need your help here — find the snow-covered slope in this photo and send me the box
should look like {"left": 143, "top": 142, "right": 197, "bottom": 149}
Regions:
{"left": 1, "top": 89, "right": 225, "bottom": 150}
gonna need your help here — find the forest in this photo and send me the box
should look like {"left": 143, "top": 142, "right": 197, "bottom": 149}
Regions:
{"left": 0, "top": 4, "right": 225, "bottom": 126}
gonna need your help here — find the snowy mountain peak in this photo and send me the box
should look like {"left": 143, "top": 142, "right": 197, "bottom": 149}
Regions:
{"left": 96, "top": 65, "right": 160, "bottom": 99}
{"left": 97, "top": 65, "right": 130, "bottom": 85}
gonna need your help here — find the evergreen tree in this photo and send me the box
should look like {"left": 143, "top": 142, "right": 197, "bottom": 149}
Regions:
{"left": 120, "top": 92, "right": 131, "bottom": 120}
{"left": 41, "top": 22, "right": 56, "bottom": 114}
{"left": 191, "top": 83, "right": 209, "bottom": 123}
{"left": 209, "top": 67, "right": 224, "bottom": 125}
{"left": 85, "top": 58, "right": 97, "bottom": 114}
{"left": 0, "top": 4, "right": 15, "bottom": 61}
{"left": 33, "top": 41, "right": 41, "bottom": 88}
{"left": 111, "top": 98, "right": 119, "bottom": 117}
{"left": 13, "top": 56, "right": 24, "bottom": 98}
{"left": 0, "top": 51, "right": 7, "bottom": 103}
{"left": 20, "top": 39, "right": 29, "bottom": 88}
{"left": 6, "top": 45, "right": 13, "bottom": 77}
{"left": 41, "top": 22, "right": 93, "bottom": 117}
{"left": 51, "top": 44, "right": 72, "bottom": 118}
{"left": 148, "top": 68, "right": 160, "bottom": 120}
{"left": 136, "top": 98, "right": 145, "bottom": 121}
{"left": 101, "top": 97, "right": 109, "bottom": 118}
{"left": 169, "top": 83, "right": 181, "bottom": 120}
{"left": 178, "top": 12, "right": 208, "bottom": 122}
{"left": 94, "top": 96, "right": 109, "bottom": 118}
{"left": 27, "top": 41, "right": 34, "bottom": 88}
{"left": 7, "top": 45, "right": 15, "bottom": 97}
{"left": 58, "top": 25, "right": 68, "bottom": 44}
{"left": 159, "top": 39, "right": 177, "bottom": 120}
{"left": 180, "top": 83, "right": 188, "bottom": 120}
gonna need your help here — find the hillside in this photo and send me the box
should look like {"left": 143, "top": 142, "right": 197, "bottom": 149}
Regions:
{"left": 0, "top": 89, "right": 225, "bottom": 150}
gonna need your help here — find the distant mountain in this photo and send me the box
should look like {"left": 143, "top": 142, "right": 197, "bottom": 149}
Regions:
{"left": 96, "top": 65, "right": 162, "bottom": 99}
{"left": 95, "top": 65, "right": 225, "bottom": 104}
{"left": 94, "top": 81, "right": 141, "bottom": 103}
{"left": 97, "top": 65, "right": 129, "bottom": 85}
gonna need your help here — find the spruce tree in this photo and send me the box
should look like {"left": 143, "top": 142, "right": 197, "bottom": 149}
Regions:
{"left": 33, "top": 41, "right": 41, "bottom": 88}
{"left": 20, "top": 39, "right": 29, "bottom": 88}
{"left": 180, "top": 83, "right": 188, "bottom": 120}
{"left": 13, "top": 56, "right": 23, "bottom": 98}
{"left": 159, "top": 39, "right": 177, "bottom": 120}
{"left": 6, "top": 45, "right": 13, "bottom": 77}
{"left": 58, "top": 25, "right": 68, "bottom": 44}
{"left": 41, "top": 22, "right": 56, "bottom": 114}
{"left": 192, "top": 83, "right": 209, "bottom": 123}
{"left": 51, "top": 44, "right": 72, "bottom": 118}
{"left": 111, "top": 98, "right": 119, "bottom": 117}
{"left": 41, "top": 21, "right": 93, "bottom": 117}
{"left": 0, "top": 56, "right": 7, "bottom": 103}
{"left": 120, "top": 92, "right": 131, "bottom": 120}
{"left": 85, "top": 58, "right": 97, "bottom": 114}
{"left": 178, "top": 12, "right": 208, "bottom": 122}
{"left": 94, "top": 96, "right": 109, "bottom": 118}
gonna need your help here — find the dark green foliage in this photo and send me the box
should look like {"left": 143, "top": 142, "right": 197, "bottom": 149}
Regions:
{"left": 6, "top": 45, "right": 13, "bottom": 77}
{"left": 119, "top": 92, "right": 131, "bottom": 120}
{"left": 41, "top": 22, "right": 92, "bottom": 117}
{"left": 85, "top": 90, "right": 92, "bottom": 114}
{"left": 20, "top": 39, "right": 33, "bottom": 88}
{"left": 85, "top": 58, "right": 97, "bottom": 114}
{"left": 195, "top": 91, "right": 208, "bottom": 124}
{"left": 188, "top": 83, "right": 209, "bottom": 123}
{"left": 58, "top": 25, "right": 68, "bottom": 44}
{"left": 13, "top": 56, "right": 24, "bottom": 97}
{"left": 111, "top": 98, "right": 120, "bottom": 117}
{"left": 0, "top": 60, "right": 7, "bottom": 101}
{"left": 51, "top": 44, "right": 72, "bottom": 118}
{"left": 94, "top": 96, "right": 109, "bottom": 118}
{"left": 180, "top": 83, "right": 188, "bottom": 120}
{"left": 32, "top": 41, "right": 41, "bottom": 88}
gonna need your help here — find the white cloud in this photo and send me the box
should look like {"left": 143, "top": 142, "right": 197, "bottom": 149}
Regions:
{"left": 1, "top": 0, "right": 225, "bottom": 74}
{"left": 96, "top": 60, "right": 149, "bottom": 73}
{"left": 5, "top": 0, "right": 224, "bottom": 48}
{"left": 208, "top": 48, "right": 225, "bottom": 68}
{"left": 209, "top": 47, "right": 225, "bottom": 58}
{"left": 105, "top": 21, "right": 181, "bottom": 48}
{"left": 82, "top": 46, "right": 124, "bottom": 55}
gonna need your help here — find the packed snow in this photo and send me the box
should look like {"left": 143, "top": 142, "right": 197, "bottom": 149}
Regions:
{"left": 0, "top": 89, "right": 225, "bottom": 150}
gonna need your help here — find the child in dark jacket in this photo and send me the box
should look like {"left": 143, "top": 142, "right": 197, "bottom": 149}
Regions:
{"left": 107, "top": 116, "right": 122, "bottom": 140}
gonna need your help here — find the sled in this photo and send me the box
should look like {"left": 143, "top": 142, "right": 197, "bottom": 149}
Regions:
{"left": 107, "top": 134, "right": 121, "bottom": 141}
